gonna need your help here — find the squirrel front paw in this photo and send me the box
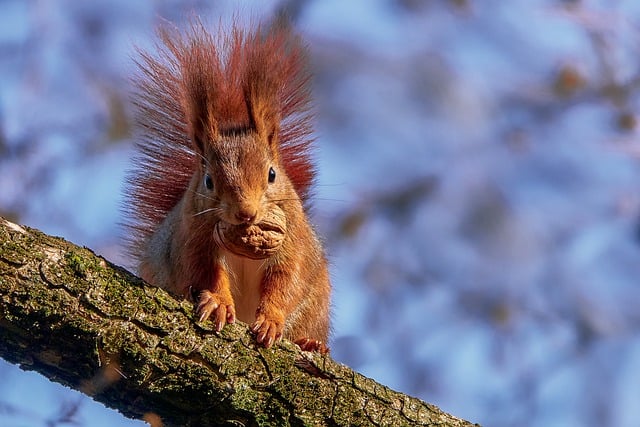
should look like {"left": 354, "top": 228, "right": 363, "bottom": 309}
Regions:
{"left": 197, "top": 290, "right": 236, "bottom": 332}
{"left": 251, "top": 312, "right": 284, "bottom": 348}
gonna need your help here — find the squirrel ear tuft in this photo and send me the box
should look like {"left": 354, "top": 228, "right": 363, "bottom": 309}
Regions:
{"left": 246, "top": 96, "right": 279, "bottom": 150}
{"left": 173, "top": 21, "right": 221, "bottom": 155}
{"left": 189, "top": 112, "right": 219, "bottom": 155}
{"left": 183, "top": 81, "right": 220, "bottom": 154}
{"left": 189, "top": 119, "right": 206, "bottom": 155}
{"left": 243, "top": 27, "right": 282, "bottom": 151}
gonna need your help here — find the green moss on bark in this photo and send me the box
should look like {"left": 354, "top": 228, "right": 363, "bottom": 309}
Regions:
{"left": 0, "top": 218, "right": 478, "bottom": 427}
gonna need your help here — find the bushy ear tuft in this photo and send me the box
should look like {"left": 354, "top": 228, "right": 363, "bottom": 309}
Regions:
{"left": 245, "top": 93, "right": 280, "bottom": 150}
{"left": 171, "top": 23, "right": 221, "bottom": 154}
{"left": 243, "top": 27, "right": 284, "bottom": 152}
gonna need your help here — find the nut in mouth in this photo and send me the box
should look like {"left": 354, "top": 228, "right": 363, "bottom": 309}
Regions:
{"left": 213, "top": 208, "right": 287, "bottom": 259}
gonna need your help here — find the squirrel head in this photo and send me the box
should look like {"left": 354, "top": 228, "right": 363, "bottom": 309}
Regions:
{"left": 192, "top": 126, "right": 289, "bottom": 226}
{"left": 178, "top": 21, "right": 297, "bottom": 226}
{"left": 126, "top": 20, "right": 316, "bottom": 250}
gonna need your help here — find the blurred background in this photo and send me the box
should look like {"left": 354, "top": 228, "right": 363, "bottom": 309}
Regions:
{"left": 1, "top": 0, "right": 640, "bottom": 426}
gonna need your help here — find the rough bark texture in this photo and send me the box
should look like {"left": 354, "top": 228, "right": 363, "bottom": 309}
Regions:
{"left": 0, "top": 217, "right": 478, "bottom": 427}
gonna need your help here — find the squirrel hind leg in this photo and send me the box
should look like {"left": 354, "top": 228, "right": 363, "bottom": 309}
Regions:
{"left": 294, "top": 337, "right": 329, "bottom": 354}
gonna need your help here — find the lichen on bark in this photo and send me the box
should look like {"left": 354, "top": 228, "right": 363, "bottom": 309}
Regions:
{"left": 0, "top": 217, "right": 478, "bottom": 427}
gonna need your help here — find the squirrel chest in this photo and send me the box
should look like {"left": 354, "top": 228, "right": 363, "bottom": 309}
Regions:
{"left": 222, "top": 250, "right": 263, "bottom": 324}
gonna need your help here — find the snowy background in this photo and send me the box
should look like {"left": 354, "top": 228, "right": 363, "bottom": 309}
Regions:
{"left": 2, "top": 0, "right": 640, "bottom": 426}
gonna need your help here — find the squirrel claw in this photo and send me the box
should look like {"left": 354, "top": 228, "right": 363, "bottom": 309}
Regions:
{"left": 197, "top": 291, "right": 236, "bottom": 332}
{"left": 251, "top": 315, "right": 283, "bottom": 348}
{"left": 295, "top": 338, "right": 329, "bottom": 354}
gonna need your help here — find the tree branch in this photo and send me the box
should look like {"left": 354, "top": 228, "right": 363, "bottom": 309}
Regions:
{"left": 0, "top": 217, "right": 478, "bottom": 427}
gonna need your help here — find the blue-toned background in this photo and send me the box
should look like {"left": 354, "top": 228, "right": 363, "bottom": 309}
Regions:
{"left": 1, "top": 1, "right": 640, "bottom": 426}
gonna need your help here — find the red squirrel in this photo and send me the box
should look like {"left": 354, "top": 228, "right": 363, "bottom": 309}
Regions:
{"left": 123, "top": 20, "right": 331, "bottom": 353}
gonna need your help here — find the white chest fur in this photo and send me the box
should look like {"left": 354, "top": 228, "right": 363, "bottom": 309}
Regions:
{"left": 222, "top": 251, "right": 265, "bottom": 324}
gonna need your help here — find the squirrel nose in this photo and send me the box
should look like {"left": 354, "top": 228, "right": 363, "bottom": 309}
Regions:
{"left": 235, "top": 209, "right": 257, "bottom": 224}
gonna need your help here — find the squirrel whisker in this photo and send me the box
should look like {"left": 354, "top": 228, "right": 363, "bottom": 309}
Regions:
{"left": 192, "top": 208, "right": 218, "bottom": 217}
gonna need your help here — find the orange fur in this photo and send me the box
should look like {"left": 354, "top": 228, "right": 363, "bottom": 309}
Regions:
{"left": 123, "top": 20, "right": 330, "bottom": 352}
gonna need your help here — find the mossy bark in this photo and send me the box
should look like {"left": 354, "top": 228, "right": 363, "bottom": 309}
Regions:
{"left": 0, "top": 217, "right": 478, "bottom": 427}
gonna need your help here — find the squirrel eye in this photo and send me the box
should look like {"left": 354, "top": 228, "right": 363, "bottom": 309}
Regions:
{"left": 204, "top": 173, "right": 214, "bottom": 190}
{"left": 268, "top": 167, "right": 276, "bottom": 183}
